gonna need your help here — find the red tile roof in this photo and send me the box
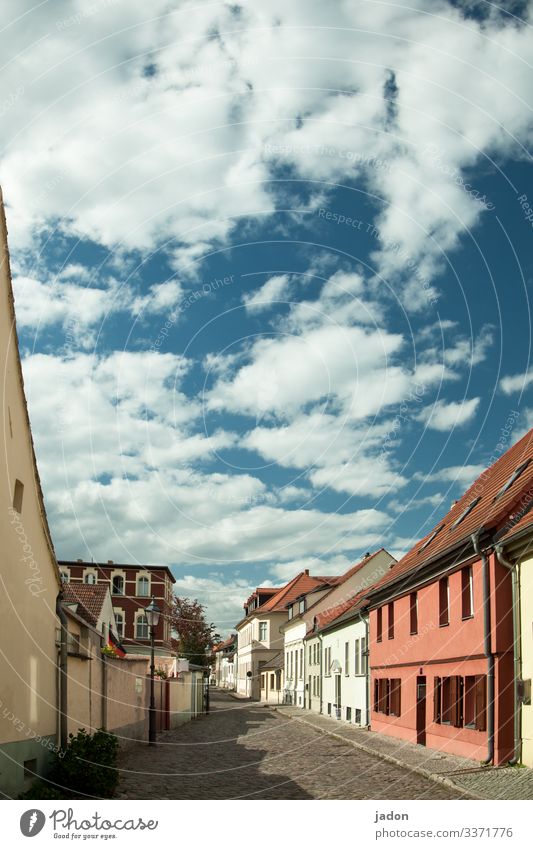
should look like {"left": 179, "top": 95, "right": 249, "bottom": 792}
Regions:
{"left": 61, "top": 583, "right": 110, "bottom": 627}
{"left": 257, "top": 571, "right": 329, "bottom": 612}
{"left": 368, "top": 428, "right": 533, "bottom": 596}
{"left": 213, "top": 635, "right": 236, "bottom": 652}
{"left": 303, "top": 548, "right": 394, "bottom": 619}
{"left": 309, "top": 589, "right": 368, "bottom": 633}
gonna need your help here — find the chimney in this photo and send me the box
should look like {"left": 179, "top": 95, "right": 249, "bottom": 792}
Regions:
{"left": 107, "top": 560, "right": 113, "bottom": 565}
{"left": 304, "top": 569, "right": 309, "bottom": 575}
{"left": 77, "top": 559, "right": 83, "bottom": 563}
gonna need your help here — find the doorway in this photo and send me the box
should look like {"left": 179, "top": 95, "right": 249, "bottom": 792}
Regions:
{"left": 416, "top": 676, "right": 426, "bottom": 745}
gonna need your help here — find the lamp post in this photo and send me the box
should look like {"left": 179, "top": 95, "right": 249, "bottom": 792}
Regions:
{"left": 145, "top": 597, "right": 161, "bottom": 746}
{"left": 204, "top": 645, "right": 211, "bottom": 715}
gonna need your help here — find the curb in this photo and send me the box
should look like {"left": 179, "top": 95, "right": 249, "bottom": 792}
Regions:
{"left": 275, "top": 708, "right": 483, "bottom": 800}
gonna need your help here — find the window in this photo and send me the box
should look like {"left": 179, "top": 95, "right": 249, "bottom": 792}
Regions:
{"left": 464, "top": 676, "right": 486, "bottom": 730}
{"left": 13, "top": 479, "right": 24, "bottom": 514}
{"left": 324, "top": 646, "right": 331, "bottom": 675}
{"left": 295, "top": 651, "right": 298, "bottom": 682}
{"left": 387, "top": 602, "right": 394, "bottom": 639}
{"left": 346, "top": 706, "right": 352, "bottom": 722}
{"left": 374, "top": 678, "right": 401, "bottom": 716}
{"left": 344, "top": 642, "right": 350, "bottom": 676}
{"left": 494, "top": 459, "right": 531, "bottom": 501}
{"left": 261, "top": 674, "right": 266, "bottom": 689}
{"left": 288, "top": 606, "right": 293, "bottom": 620}
{"left": 60, "top": 571, "right": 69, "bottom": 583}
{"left": 84, "top": 572, "right": 96, "bottom": 585}
{"left": 313, "top": 643, "right": 317, "bottom": 664}
{"left": 439, "top": 577, "right": 449, "bottom": 627}
{"left": 451, "top": 497, "right": 481, "bottom": 529}
{"left": 441, "top": 676, "right": 462, "bottom": 727}
{"left": 299, "top": 648, "right": 303, "bottom": 678}
{"left": 114, "top": 612, "right": 124, "bottom": 638}
{"left": 410, "top": 592, "right": 418, "bottom": 635}
{"left": 354, "top": 639, "right": 360, "bottom": 675}
{"left": 299, "top": 598, "right": 306, "bottom": 614}
{"left": 270, "top": 673, "right": 275, "bottom": 689}
{"left": 327, "top": 703, "right": 331, "bottom": 716}
{"left": 461, "top": 566, "right": 474, "bottom": 619}
{"left": 136, "top": 614, "right": 149, "bottom": 639}
{"left": 419, "top": 523, "right": 444, "bottom": 552}
{"left": 376, "top": 607, "right": 383, "bottom": 642}
{"left": 309, "top": 644, "right": 312, "bottom": 664}
{"left": 355, "top": 708, "right": 362, "bottom": 725}
{"left": 112, "top": 575, "right": 124, "bottom": 595}
{"left": 361, "top": 636, "right": 367, "bottom": 675}
{"left": 137, "top": 576, "right": 150, "bottom": 597}
{"left": 258, "top": 621, "right": 267, "bottom": 641}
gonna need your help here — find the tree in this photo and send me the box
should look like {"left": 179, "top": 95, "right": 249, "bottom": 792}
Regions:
{"left": 170, "top": 596, "right": 220, "bottom": 666}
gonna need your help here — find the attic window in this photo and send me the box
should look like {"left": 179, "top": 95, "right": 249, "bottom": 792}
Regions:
{"left": 288, "top": 606, "right": 293, "bottom": 620}
{"left": 494, "top": 459, "right": 531, "bottom": 501}
{"left": 451, "top": 497, "right": 481, "bottom": 529}
{"left": 13, "top": 479, "right": 24, "bottom": 514}
{"left": 419, "top": 524, "right": 444, "bottom": 553}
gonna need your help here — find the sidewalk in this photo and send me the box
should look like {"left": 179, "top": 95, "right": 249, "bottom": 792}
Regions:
{"left": 275, "top": 705, "right": 533, "bottom": 800}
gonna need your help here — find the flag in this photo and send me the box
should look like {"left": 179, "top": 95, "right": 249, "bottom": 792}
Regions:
{"left": 108, "top": 631, "right": 126, "bottom": 657}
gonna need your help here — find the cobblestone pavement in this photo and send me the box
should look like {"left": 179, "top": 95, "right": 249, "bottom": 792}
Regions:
{"left": 117, "top": 690, "right": 465, "bottom": 799}
{"left": 277, "top": 705, "right": 533, "bottom": 800}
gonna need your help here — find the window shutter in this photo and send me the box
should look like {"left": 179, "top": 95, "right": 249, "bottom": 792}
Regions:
{"left": 451, "top": 676, "right": 463, "bottom": 727}
{"left": 433, "top": 677, "right": 441, "bottom": 723}
{"left": 385, "top": 679, "right": 390, "bottom": 715}
{"left": 475, "top": 676, "right": 487, "bottom": 731}
{"left": 374, "top": 679, "right": 379, "bottom": 712}
{"left": 396, "top": 679, "right": 401, "bottom": 717}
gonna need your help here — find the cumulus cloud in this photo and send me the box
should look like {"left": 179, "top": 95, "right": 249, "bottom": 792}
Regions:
{"left": 419, "top": 397, "right": 481, "bottom": 431}
{"left": 242, "top": 274, "right": 292, "bottom": 313}
{"left": 499, "top": 367, "right": 533, "bottom": 395}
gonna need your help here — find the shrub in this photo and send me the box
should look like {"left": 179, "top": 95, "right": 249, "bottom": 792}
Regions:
{"left": 19, "top": 728, "right": 119, "bottom": 800}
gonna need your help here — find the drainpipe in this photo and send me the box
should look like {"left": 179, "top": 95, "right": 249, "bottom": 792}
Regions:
{"left": 356, "top": 609, "right": 370, "bottom": 728}
{"left": 56, "top": 593, "right": 68, "bottom": 751}
{"left": 495, "top": 544, "right": 521, "bottom": 765}
{"left": 318, "top": 633, "right": 324, "bottom": 714}
{"left": 471, "top": 532, "right": 494, "bottom": 765}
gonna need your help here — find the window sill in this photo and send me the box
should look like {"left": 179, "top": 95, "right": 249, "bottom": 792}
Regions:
{"left": 410, "top": 630, "right": 418, "bottom": 636}
{"left": 439, "top": 622, "right": 449, "bottom": 628}
{"left": 461, "top": 614, "right": 474, "bottom": 621}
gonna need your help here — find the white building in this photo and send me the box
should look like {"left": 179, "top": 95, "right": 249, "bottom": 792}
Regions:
{"left": 318, "top": 601, "right": 370, "bottom": 725}
{"left": 235, "top": 573, "right": 330, "bottom": 700}
{"left": 282, "top": 549, "right": 396, "bottom": 709}
{"left": 213, "top": 635, "right": 236, "bottom": 690}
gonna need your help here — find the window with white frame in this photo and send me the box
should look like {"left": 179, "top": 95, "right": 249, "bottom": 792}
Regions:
{"left": 84, "top": 571, "right": 97, "bottom": 585}
{"left": 114, "top": 610, "right": 125, "bottom": 638}
{"left": 299, "top": 648, "right": 303, "bottom": 678}
{"left": 137, "top": 575, "right": 150, "bottom": 597}
{"left": 354, "top": 638, "right": 360, "bottom": 675}
{"left": 112, "top": 574, "right": 124, "bottom": 595}
{"left": 258, "top": 621, "right": 267, "bottom": 641}
{"left": 361, "top": 636, "right": 367, "bottom": 675}
{"left": 344, "top": 641, "right": 350, "bottom": 676}
{"left": 136, "top": 614, "right": 149, "bottom": 639}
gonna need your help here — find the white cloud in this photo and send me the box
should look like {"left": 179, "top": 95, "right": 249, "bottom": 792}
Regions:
{"left": 416, "top": 464, "right": 485, "bottom": 486}
{"left": 419, "top": 397, "right": 480, "bottom": 431}
{"left": 499, "top": 367, "right": 533, "bottom": 395}
{"left": 242, "top": 274, "right": 292, "bottom": 313}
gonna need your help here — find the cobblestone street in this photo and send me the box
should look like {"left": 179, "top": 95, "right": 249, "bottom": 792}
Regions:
{"left": 117, "top": 691, "right": 466, "bottom": 799}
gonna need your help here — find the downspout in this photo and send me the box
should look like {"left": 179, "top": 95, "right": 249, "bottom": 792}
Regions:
{"left": 495, "top": 544, "right": 521, "bottom": 765}
{"left": 355, "top": 609, "right": 370, "bottom": 728}
{"left": 318, "top": 633, "right": 324, "bottom": 715}
{"left": 471, "top": 532, "right": 494, "bottom": 765}
{"left": 56, "top": 593, "right": 68, "bottom": 751}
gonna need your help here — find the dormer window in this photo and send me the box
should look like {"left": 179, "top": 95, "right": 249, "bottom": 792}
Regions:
{"left": 299, "top": 598, "right": 306, "bottom": 614}
{"left": 494, "top": 459, "right": 531, "bottom": 501}
{"left": 451, "top": 497, "right": 481, "bottom": 529}
{"left": 288, "top": 606, "right": 293, "bottom": 620}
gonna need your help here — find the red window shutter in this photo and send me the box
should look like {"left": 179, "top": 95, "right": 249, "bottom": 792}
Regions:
{"left": 433, "top": 677, "right": 441, "bottom": 723}
{"left": 451, "top": 676, "right": 463, "bottom": 728}
{"left": 475, "top": 676, "right": 487, "bottom": 731}
{"left": 391, "top": 679, "right": 401, "bottom": 716}
{"left": 385, "top": 679, "right": 390, "bottom": 715}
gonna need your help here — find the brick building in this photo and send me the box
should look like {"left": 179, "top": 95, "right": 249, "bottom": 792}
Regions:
{"left": 59, "top": 559, "right": 175, "bottom": 657}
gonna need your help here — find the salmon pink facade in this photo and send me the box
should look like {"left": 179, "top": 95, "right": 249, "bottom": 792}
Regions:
{"left": 369, "top": 553, "right": 514, "bottom": 763}
{"left": 367, "top": 428, "right": 533, "bottom": 766}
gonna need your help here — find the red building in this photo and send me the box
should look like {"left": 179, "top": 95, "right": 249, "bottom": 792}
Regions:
{"left": 366, "top": 429, "right": 533, "bottom": 765}
{"left": 59, "top": 559, "right": 175, "bottom": 657}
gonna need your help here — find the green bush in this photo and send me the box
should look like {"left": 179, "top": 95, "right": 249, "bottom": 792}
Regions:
{"left": 19, "top": 728, "right": 119, "bottom": 800}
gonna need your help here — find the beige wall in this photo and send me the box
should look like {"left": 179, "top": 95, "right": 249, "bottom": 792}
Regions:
{"left": 0, "top": 193, "right": 62, "bottom": 796}
{"left": 65, "top": 612, "right": 149, "bottom": 744}
{"left": 520, "top": 554, "right": 533, "bottom": 766}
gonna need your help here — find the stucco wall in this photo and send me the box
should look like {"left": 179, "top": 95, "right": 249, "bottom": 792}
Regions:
{"left": 0, "top": 195, "right": 62, "bottom": 796}
{"left": 321, "top": 620, "right": 368, "bottom": 724}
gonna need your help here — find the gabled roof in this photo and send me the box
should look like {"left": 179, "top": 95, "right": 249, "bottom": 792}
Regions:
{"left": 308, "top": 588, "right": 369, "bottom": 635}
{"left": 257, "top": 571, "right": 329, "bottom": 612}
{"left": 61, "top": 583, "right": 110, "bottom": 628}
{"left": 367, "top": 428, "right": 533, "bottom": 597}
{"left": 298, "top": 548, "right": 394, "bottom": 622}
{"left": 213, "top": 635, "right": 236, "bottom": 652}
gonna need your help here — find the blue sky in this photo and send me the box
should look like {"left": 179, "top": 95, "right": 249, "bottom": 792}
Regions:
{"left": 2, "top": 0, "right": 532, "bottom": 633}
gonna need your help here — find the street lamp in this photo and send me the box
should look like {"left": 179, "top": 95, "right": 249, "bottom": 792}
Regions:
{"left": 145, "top": 597, "right": 161, "bottom": 746}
